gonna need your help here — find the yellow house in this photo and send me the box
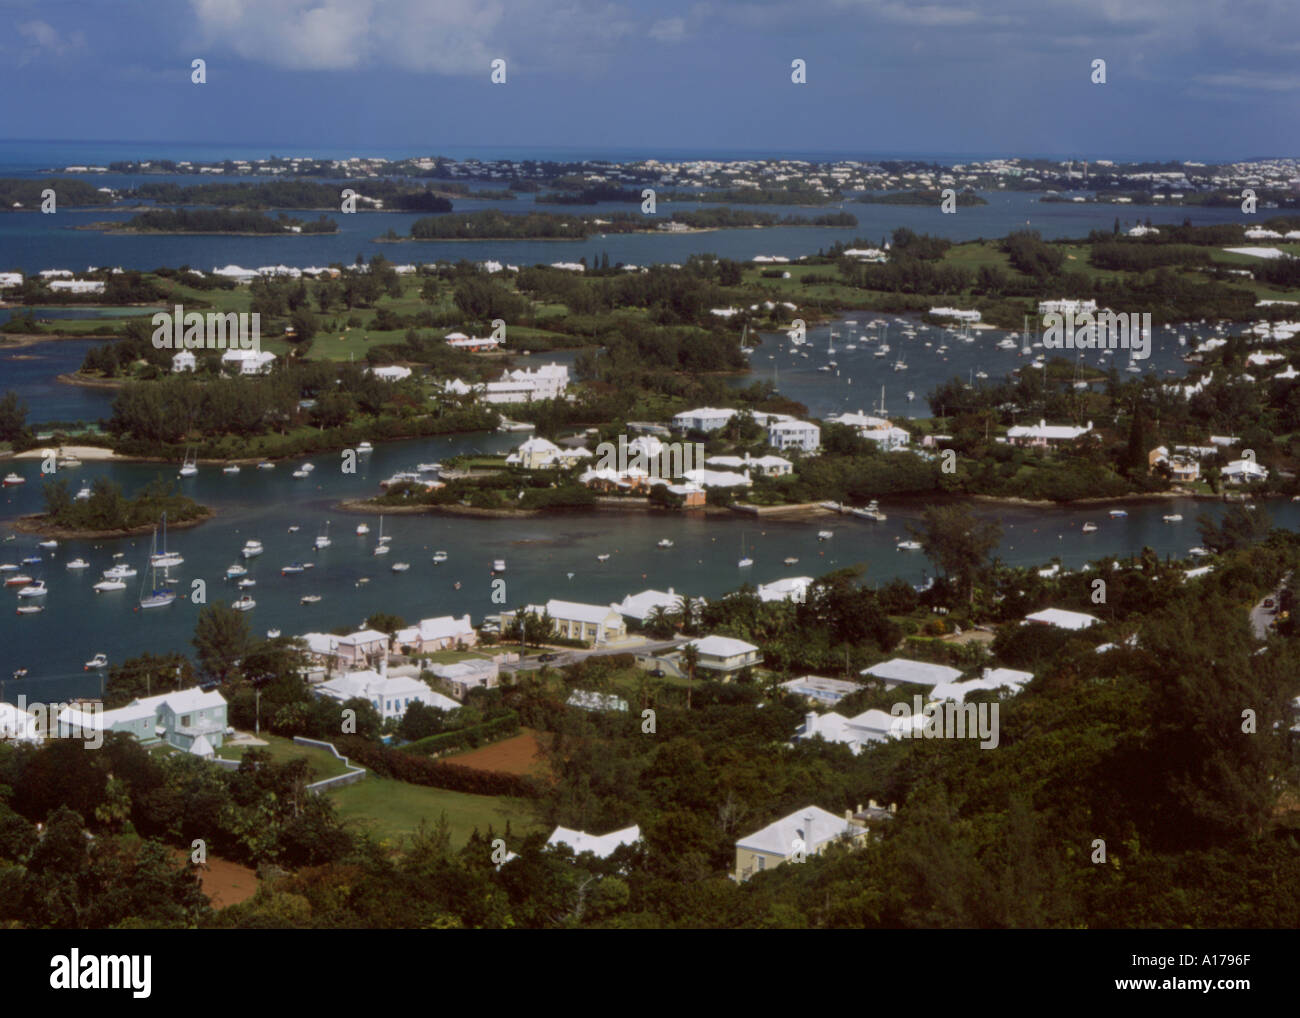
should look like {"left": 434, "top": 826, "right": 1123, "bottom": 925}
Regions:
{"left": 733, "top": 805, "right": 867, "bottom": 882}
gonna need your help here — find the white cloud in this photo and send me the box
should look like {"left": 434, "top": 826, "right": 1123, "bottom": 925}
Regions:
{"left": 649, "top": 17, "right": 687, "bottom": 42}
{"left": 18, "top": 19, "right": 86, "bottom": 56}
{"left": 188, "top": 0, "right": 639, "bottom": 74}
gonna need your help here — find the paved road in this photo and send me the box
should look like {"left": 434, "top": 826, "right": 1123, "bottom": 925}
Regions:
{"left": 502, "top": 636, "right": 689, "bottom": 674}
{"left": 1250, "top": 572, "right": 1290, "bottom": 640}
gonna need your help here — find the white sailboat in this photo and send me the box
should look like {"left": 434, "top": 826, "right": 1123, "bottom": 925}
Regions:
{"left": 314, "top": 520, "right": 332, "bottom": 550}
{"left": 151, "top": 512, "right": 183, "bottom": 568}
{"left": 373, "top": 516, "right": 390, "bottom": 555}
{"left": 738, "top": 534, "right": 753, "bottom": 568}
{"left": 178, "top": 448, "right": 198, "bottom": 477}
{"left": 138, "top": 529, "right": 176, "bottom": 609}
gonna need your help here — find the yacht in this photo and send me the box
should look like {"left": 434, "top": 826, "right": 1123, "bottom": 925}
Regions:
{"left": 896, "top": 540, "right": 922, "bottom": 551}
{"left": 373, "top": 516, "right": 390, "bottom": 555}
{"left": 237, "top": 577, "right": 257, "bottom": 589}
{"left": 15, "top": 604, "right": 44, "bottom": 615}
{"left": 3, "top": 473, "right": 25, "bottom": 485}
{"left": 817, "top": 530, "right": 833, "bottom": 541}
{"left": 1162, "top": 514, "right": 1183, "bottom": 523}
{"left": 356, "top": 523, "right": 370, "bottom": 536}
{"left": 1082, "top": 523, "right": 1098, "bottom": 533}
{"left": 65, "top": 558, "right": 90, "bottom": 570}
{"left": 417, "top": 462, "right": 441, "bottom": 473}
{"left": 281, "top": 562, "right": 306, "bottom": 575}
{"left": 93, "top": 578, "right": 126, "bottom": 593}
{"left": 257, "top": 461, "right": 275, "bottom": 470}
{"left": 84, "top": 654, "right": 108, "bottom": 671}
{"left": 738, "top": 557, "right": 754, "bottom": 568}
{"left": 232, "top": 594, "right": 256, "bottom": 612}
{"left": 1108, "top": 509, "right": 1128, "bottom": 518}
{"left": 225, "top": 564, "right": 248, "bottom": 579}
{"left": 0, "top": 563, "right": 15, "bottom": 572}
{"left": 21, "top": 556, "right": 41, "bottom": 566}
{"left": 356, "top": 441, "right": 374, "bottom": 454}
{"left": 292, "top": 469, "right": 309, "bottom": 478}
{"left": 783, "top": 557, "right": 799, "bottom": 566}
{"left": 288, "top": 525, "right": 300, "bottom": 533}
{"left": 266, "top": 628, "right": 281, "bottom": 639}
{"left": 103, "top": 564, "right": 137, "bottom": 579}
{"left": 74, "top": 486, "right": 92, "bottom": 501}
{"left": 302, "top": 463, "right": 315, "bottom": 473}
{"left": 241, "top": 539, "right": 264, "bottom": 559}
{"left": 223, "top": 464, "right": 240, "bottom": 475}
{"left": 595, "top": 553, "right": 610, "bottom": 562}
{"left": 16, "top": 580, "right": 47, "bottom": 597}
{"left": 657, "top": 539, "right": 674, "bottom": 549}
{"left": 150, "top": 512, "right": 183, "bottom": 568}
{"left": 432, "top": 550, "right": 449, "bottom": 564}
{"left": 38, "top": 539, "right": 58, "bottom": 549}
{"left": 493, "top": 559, "right": 507, "bottom": 572}
{"left": 391, "top": 562, "right": 411, "bottom": 573}
{"left": 300, "top": 594, "right": 323, "bottom": 604}
{"left": 138, "top": 533, "right": 176, "bottom": 609}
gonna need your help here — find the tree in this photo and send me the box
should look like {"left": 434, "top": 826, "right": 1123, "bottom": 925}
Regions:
{"left": 681, "top": 643, "right": 700, "bottom": 710}
{"left": 192, "top": 601, "right": 253, "bottom": 683}
{"left": 910, "top": 504, "right": 1002, "bottom": 605}
{"left": 0, "top": 391, "right": 28, "bottom": 442}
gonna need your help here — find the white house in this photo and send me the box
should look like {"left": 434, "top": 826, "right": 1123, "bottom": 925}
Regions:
{"left": 503, "top": 599, "right": 628, "bottom": 645}
{"left": 860, "top": 658, "right": 963, "bottom": 690}
{"left": 315, "top": 667, "right": 459, "bottom": 721}
{"left": 1222, "top": 459, "right": 1268, "bottom": 484}
{"left": 546, "top": 824, "right": 641, "bottom": 858}
{"left": 1023, "top": 608, "right": 1100, "bottom": 630}
{"left": 705, "top": 453, "right": 793, "bottom": 477}
{"left": 221, "top": 349, "right": 276, "bottom": 375}
{"left": 505, "top": 436, "right": 592, "bottom": 470}
{"left": 1005, "top": 420, "right": 1093, "bottom": 448}
{"left": 428, "top": 658, "right": 499, "bottom": 698}
{"left": 780, "top": 675, "right": 863, "bottom": 706}
{"left": 672, "top": 407, "right": 736, "bottom": 433}
{"left": 369, "top": 365, "right": 413, "bottom": 382}
{"left": 394, "top": 614, "right": 477, "bottom": 654}
{"left": 756, "top": 576, "right": 812, "bottom": 603}
{"left": 734, "top": 805, "right": 867, "bottom": 881}
{"left": 768, "top": 419, "right": 821, "bottom": 453}
{"left": 680, "top": 635, "right": 761, "bottom": 673}
{"left": 617, "top": 587, "right": 692, "bottom": 624}
{"left": 171, "top": 350, "right": 197, "bottom": 373}
{"left": 825, "top": 410, "right": 891, "bottom": 434}
{"left": 929, "top": 667, "right": 1034, "bottom": 703}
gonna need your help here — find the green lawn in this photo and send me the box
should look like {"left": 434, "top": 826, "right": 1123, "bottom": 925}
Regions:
{"left": 215, "top": 733, "right": 353, "bottom": 781}
{"left": 327, "top": 775, "right": 541, "bottom": 847}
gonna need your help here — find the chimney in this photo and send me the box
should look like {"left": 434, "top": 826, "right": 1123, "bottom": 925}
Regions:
{"left": 379, "top": 655, "right": 388, "bottom": 678}
{"left": 868, "top": 799, "right": 876, "bottom": 810}
{"left": 889, "top": 803, "right": 897, "bottom": 814}
{"left": 804, "top": 712, "right": 816, "bottom": 736}
{"left": 845, "top": 809, "right": 853, "bottom": 821}
{"left": 804, "top": 814, "right": 814, "bottom": 851}
{"left": 858, "top": 802, "right": 865, "bottom": 814}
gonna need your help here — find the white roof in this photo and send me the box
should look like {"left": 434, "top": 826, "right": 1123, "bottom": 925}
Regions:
{"left": 521, "top": 599, "right": 621, "bottom": 625}
{"left": 317, "top": 670, "right": 459, "bottom": 711}
{"left": 860, "top": 658, "right": 963, "bottom": 687}
{"left": 736, "top": 805, "right": 856, "bottom": 855}
{"left": 338, "top": 629, "right": 390, "bottom": 646}
{"left": 757, "top": 576, "right": 812, "bottom": 602}
{"left": 1006, "top": 420, "right": 1092, "bottom": 441}
{"left": 1023, "top": 608, "right": 1099, "bottom": 630}
{"left": 617, "top": 588, "right": 684, "bottom": 621}
{"left": 684, "top": 635, "right": 759, "bottom": 657}
{"left": 135, "top": 687, "right": 227, "bottom": 715}
{"left": 546, "top": 824, "right": 641, "bottom": 859}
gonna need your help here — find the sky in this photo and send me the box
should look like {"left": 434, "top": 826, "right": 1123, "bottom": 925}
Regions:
{"left": 1, "top": 0, "right": 1297, "bottom": 161}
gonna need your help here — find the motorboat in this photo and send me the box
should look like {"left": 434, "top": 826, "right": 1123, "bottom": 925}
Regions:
{"left": 74, "top": 486, "right": 92, "bottom": 501}
{"left": 257, "top": 461, "right": 275, "bottom": 470}
{"left": 896, "top": 540, "right": 922, "bottom": 551}
{"left": 817, "top": 530, "right": 833, "bottom": 540}
{"left": 301, "top": 463, "right": 315, "bottom": 473}
{"left": 237, "top": 577, "right": 257, "bottom": 589}
{"left": 38, "top": 539, "right": 58, "bottom": 549}
{"left": 4, "top": 574, "right": 31, "bottom": 587}
{"left": 17, "top": 580, "right": 47, "bottom": 597}
{"left": 226, "top": 564, "right": 247, "bottom": 579}
{"left": 3, "top": 473, "right": 25, "bottom": 485}
{"left": 300, "top": 594, "right": 323, "bottom": 604}
{"left": 433, "top": 550, "right": 449, "bottom": 563}
{"left": 223, "top": 464, "right": 240, "bottom": 475}
{"left": 232, "top": 594, "right": 256, "bottom": 612}
{"left": 596, "top": 553, "right": 610, "bottom": 562}
{"left": 292, "top": 469, "right": 309, "bottom": 478}
{"left": 93, "top": 578, "right": 126, "bottom": 593}
{"left": 657, "top": 539, "right": 674, "bottom": 549}
{"left": 1108, "top": 509, "right": 1128, "bottom": 518}
{"left": 738, "top": 557, "right": 754, "bottom": 568}
{"left": 241, "top": 540, "right": 264, "bottom": 559}
{"left": 66, "top": 558, "right": 90, "bottom": 570}
{"left": 356, "top": 441, "right": 374, "bottom": 454}
{"left": 1082, "top": 523, "right": 1098, "bottom": 533}
{"left": 281, "top": 563, "right": 306, "bottom": 575}
{"left": 266, "top": 628, "right": 281, "bottom": 638}
{"left": 356, "top": 523, "right": 370, "bottom": 535}
{"left": 783, "top": 557, "right": 799, "bottom": 566}
{"left": 1163, "top": 514, "right": 1183, "bottom": 523}
{"left": 417, "top": 462, "right": 441, "bottom": 473}
{"left": 15, "top": 604, "right": 43, "bottom": 615}
{"left": 391, "top": 562, "right": 410, "bottom": 573}
{"left": 0, "top": 563, "right": 16, "bottom": 572}
{"left": 103, "top": 564, "right": 137, "bottom": 579}
{"left": 288, "top": 525, "right": 300, "bottom": 533}
{"left": 493, "top": 559, "right": 506, "bottom": 572}
{"left": 84, "top": 653, "right": 108, "bottom": 671}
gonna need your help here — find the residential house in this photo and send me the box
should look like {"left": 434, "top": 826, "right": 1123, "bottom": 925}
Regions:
{"left": 506, "top": 436, "right": 592, "bottom": 470}
{"left": 221, "top": 349, "right": 276, "bottom": 375}
{"left": 135, "top": 687, "right": 230, "bottom": 753}
{"left": 502, "top": 599, "right": 628, "bottom": 645}
{"left": 546, "top": 825, "right": 641, "bottom": 858}
{"left": 394, "top": 614, "right": 477, "bottom": 654}
{"left": 567, "top": 690, "right": 629, "bottom": 712}
{"left": 1004, "top": 419, "right": 1093, "bottom": 448}
{"left": 1023, "top": 608, "right": 1100, "bottom": 630}
{"left": 369, "top": 365, "right": 413, "bottom": 382}
{"left": 680, "top": 635, "right": 761, "bottom": 674}
{"left": 334, "top": 629, "right": 392, "bottom": 669}
{"left": 859, "top": 658, "right": 963, "bottom": 691}
{"left": 705, "top": 453, "right": 793, "bottom": 478}
{"left": 0, "top": 702, "right": 42, "bottom": 744}
{"left": 680, "top": 468, "right": 751, "bottom": 490}
{"left": 171, "top": 350, "right": 197, "bottom": 373}
{"left": 1223, "top": 459, "right": 1268, "bottom": 484}
{"left": 428, "top": 658, "right": 499, "bottom": 698}
{"left": 315, "top": 666, "right": 459, "bottom": 721}
{"left": 779, "top": 675, "right": 863, "bottom": 706}
{"left": 767, "top": 418, "right": 821, "bottom": 453}
{"left": 734, "top": 805, "right": 868, "bottom": 882}
{"left": 617, "top": 587, "right": 690, "bottom": 625}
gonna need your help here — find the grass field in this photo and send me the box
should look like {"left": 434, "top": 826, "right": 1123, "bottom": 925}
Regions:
{"left": 215, "top": 733, "right": 353, "bottom": 781}
{"left": 327, "top": 775, "right": 541, "bottom": 847}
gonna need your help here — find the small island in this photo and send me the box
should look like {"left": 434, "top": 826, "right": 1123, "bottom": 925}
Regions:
{"left": 15, "top": 476, "right": 212, "bottom": 538}
{"left": 91, "top": 208, "right": 339, "bottom": 235}
{"left": 854, "top": 189, "right": 989, "bottom": 206}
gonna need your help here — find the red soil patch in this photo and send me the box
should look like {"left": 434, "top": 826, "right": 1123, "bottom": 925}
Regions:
{"left": 444, "top": 728, "right": 551, "bottom": 777}
{"left": 171, "top": 850, "right": 258, "bottom": 908}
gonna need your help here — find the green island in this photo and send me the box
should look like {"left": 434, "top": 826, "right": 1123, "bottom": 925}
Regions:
{"left": 855, "top": 189, "right": 989, "bottom": 206}
{"left": 95, "top": 208, "right": 339, "bottom": 235}
{"left": 14, "top": 475, "right": 211, "bottom": 537}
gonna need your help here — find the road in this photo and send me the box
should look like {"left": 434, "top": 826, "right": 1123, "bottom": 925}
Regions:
{"left": 1250, "top": 572, "right": 1290, "bottom": 640}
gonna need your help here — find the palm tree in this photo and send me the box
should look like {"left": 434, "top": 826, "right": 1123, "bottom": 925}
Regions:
{"left": 646, "top": 605, "right": 674, "bottom": 639}
{"left": 681, "top": 642, "right": 700, "bottom": 711}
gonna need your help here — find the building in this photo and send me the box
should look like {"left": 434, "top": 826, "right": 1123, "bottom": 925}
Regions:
{"left": 220, "top": 349, "right": 276, "bottom": 375}
{"left": 369, "top": 365, "right": 413, "bottom": 382}
{"left": 566, "top": 690, "right": 629, "bottom": 712}
{"left": 1148, "top": 445, "right": 1201, "bottom": 482}
{"left": 794, "top": 708, "right": 910, "bottom": 754}
{"left": 680, "top": 635, "right": 761, "bottom": 674}
{"left": 48, "top": 279, "right": 105, "bottom": 294}
{"left": 444, "top": 332, "right": 501, "bottom": 352}
{"left": 705, "top": 453, "right": 793, "bottom": 477}
{"left": 502, "top": 599, "right": 628, "bottom": 645}
{"left": 546, "top": 824, "right": 641, "bottom": 858}
{"left": 680, "top": 468, "right": 751, "bottom": 490}
{"left": 428, "top": 658, "right": 499, "bottom": 698}
{"left": 1222, "top": 459, "right": 1269, "bottom": 484}
{"left": 928, "top": 667, "right": 1034, "bottom": 703}
{"left": 756, "top": 576, "right": 812, "bottom": 603}
{"left": 505, "top": 436, "right": 592, "bottom": 470}
{"left": 1023, "top": 608, "right": 1100, "bottom": 630}
{"left": 734, "top": 805, "right": 867, "bottom": 882}
{"left": 171, "top": 350, "right": 197, "bottom": 373}
{"left": 617, "top": 587, "right": 689, "bottom": 625}
{"left": 860, "top": 658, "right": 964, "bottom": 690}
{"left": 55, "top": 687, "right": 229, "bottom": 753}
{"left": 315, "top": 667, "right": 459, "bottom": 721}
{"left": 672, "top": 407, "right": 736, "bottom": 433}
{"left": 1004, "top": 420, "right": 1093, "bottom": 448}
{"left": 767, "top": 419, "right": 821, "bottom": 453}
{"left": 779, "top": 675, "right": 863, "bottom": 706}
{"left": 393, "top": 615, "right": 477, "bottom": 654}
{"left": 334, "top": 629, "right": 391, "bottom": 669}
{"left": 0, "top": 702, "right": 42, "bottom": 744}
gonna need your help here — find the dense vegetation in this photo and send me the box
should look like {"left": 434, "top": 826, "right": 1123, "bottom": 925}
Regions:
{"left": 40, "top": 475, "right": 208, "bottom": 532}
{"left": 117, "top": 209, "right": 338, "bottom": 234}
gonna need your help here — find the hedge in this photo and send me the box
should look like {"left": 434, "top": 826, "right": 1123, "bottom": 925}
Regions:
{"left": 336, "top": 735, "right": 540, "bottom": 798}
{"left": 400, "top": 712, "right": 521, "bottom": 757}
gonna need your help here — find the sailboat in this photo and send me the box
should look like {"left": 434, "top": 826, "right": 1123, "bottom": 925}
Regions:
{"left": 178, "top": 448, "right": 198, "bottom": 477}
{"left": 150, "top": 512, "right": 183, "bottom": 568}
{"left": 314, "top": 520, "right": 332, "bottom": 550}
{"left": 738, "top": 534, "right": 753, "bottom": 569}
{"left": 138, "top": 529, "right": 176, "bottom": 609}
{"left": 373, "top": 515, "right": 390, "bottom": 556}
{"left": 739, "top": 322, "right": 752, "bottom": 356}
